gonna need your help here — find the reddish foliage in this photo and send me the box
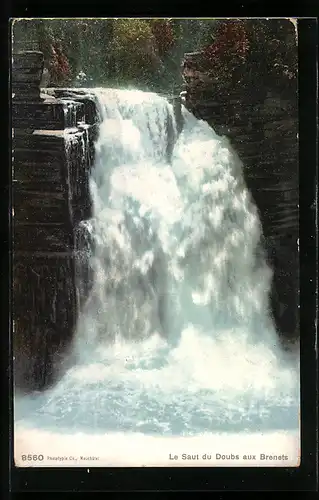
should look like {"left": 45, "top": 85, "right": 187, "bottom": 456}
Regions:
{"left": 150, "top": 19, "right": 175, "bottom": 56}
{"left": 204, "top": 20, "right": 250, "bottom": 67}
{"left": 49, "top": 43, "right": 71, "bottom": 85}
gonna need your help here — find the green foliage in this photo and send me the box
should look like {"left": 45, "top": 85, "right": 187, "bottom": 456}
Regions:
{"left": 112, "top": 19, "right": 154, "bottom": 51}
{"left": 13, "top": 18, "right": 219, "bottom": 90}
{"left": 109, "top": 19, "right": 158, "bottom": 87}
{"left": 244, "top": 19, "right": 298, "bottom": 95}
{"left": 12, "top": 18, "right": 297, "bottom": 98}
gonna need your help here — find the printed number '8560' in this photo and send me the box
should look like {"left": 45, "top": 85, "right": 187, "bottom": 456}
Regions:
{"left": 21, "top": 455, "right": 44, "bottom": 461}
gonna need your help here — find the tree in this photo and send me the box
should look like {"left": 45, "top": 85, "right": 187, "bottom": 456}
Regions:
{"left": 13, "top": 18, "right": 236, "bottom": 92}
{"left": 203, "top": 20, "right": 250, "bottom": 83}
{"left": 109, "top": 19, "right": 158, "bottom": 87}
{"left": 249, "top": 19, "right": 297, "bottom": 88}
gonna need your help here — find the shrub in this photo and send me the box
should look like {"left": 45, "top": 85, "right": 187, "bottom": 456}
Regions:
{"left": 203, "top": 20, "right": 250, "bottom": 81}
{"left": 149, "top": 19, "right": 175, "bottom": 57}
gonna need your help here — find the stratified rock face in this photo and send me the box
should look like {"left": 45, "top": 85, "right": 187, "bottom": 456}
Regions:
{"left": 182, "top": 19, "right": 299, "bottom": 345}
{"left": 12, "top": 51, "right": 44, "bottom": 102}
{"left": 12, "top": 53, "right": 99, "bottom": 392}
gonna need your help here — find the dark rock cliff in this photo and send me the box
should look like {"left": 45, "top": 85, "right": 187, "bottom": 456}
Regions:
{"left": 12, "top": 52, "right": 98, "bottom": 392}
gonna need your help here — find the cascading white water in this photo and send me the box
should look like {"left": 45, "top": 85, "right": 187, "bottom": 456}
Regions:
{"left": 14, "top": 89, "right": 300, "bottom": 467}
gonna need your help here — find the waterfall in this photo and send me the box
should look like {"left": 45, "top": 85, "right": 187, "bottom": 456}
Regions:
{"left": 14, "top": 89, "right": 300, "bottom": 467}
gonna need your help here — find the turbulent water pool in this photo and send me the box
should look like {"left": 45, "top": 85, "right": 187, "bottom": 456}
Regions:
{"left": 14, "top": 89, "right": 300, "bottom": 467}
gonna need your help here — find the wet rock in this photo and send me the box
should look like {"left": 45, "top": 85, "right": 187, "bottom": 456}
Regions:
{"left": 12, "top": 52, "right": 98, "bottom": 392}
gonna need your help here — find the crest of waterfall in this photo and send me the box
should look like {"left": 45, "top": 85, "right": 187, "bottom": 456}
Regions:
{"left": 75, "top": 88, "right": 280, "bottom": 357}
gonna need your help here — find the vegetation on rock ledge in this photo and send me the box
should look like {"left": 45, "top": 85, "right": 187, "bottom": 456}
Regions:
{"left": 12, "top": 18, "right": 297, "bottom": 97}
{"left": 183, "top": 19, "right": 298, "bottom": 100}
{"left": 12, "top": 19, "right": 218, "bottom": 92}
